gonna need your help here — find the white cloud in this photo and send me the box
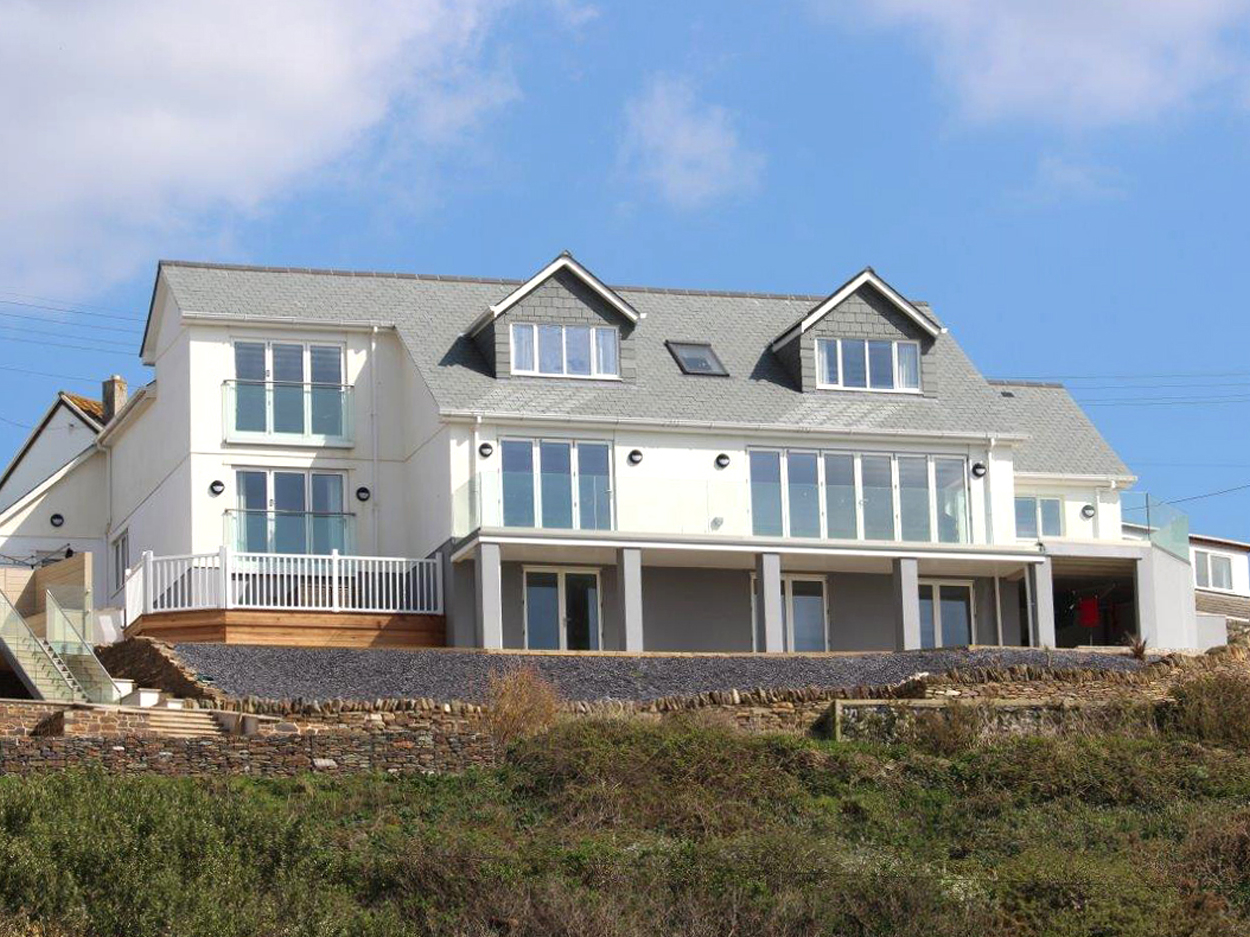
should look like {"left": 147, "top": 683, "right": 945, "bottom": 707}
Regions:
{"left": 0, "top": 0, "right": 521, "bottom": 296}
{"left": 1014, "top": 155, "right": 1127, "bottom": 204}
{"left": 835, "top": 0, "right": 1250, "bottom": 125}
{"left": 620, "top": 76, "right": 764, "bottom": 209}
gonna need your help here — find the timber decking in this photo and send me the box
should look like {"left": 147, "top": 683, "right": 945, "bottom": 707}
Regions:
{"left": 126, "top": 609, "right": 446, "bottom": 649}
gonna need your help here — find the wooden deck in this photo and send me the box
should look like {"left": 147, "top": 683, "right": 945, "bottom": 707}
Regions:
{"left": 126, "top": 609, "right": 446, "bottom": 648}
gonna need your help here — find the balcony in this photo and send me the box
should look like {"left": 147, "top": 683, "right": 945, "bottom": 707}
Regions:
{"left": 225, "top": 510, "right": 356, "bottom": 555}
{"left": 223, "top": 380, "right": 353, "bottom": 446}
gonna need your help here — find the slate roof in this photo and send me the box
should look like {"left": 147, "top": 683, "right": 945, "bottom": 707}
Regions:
{"left": 988, "top": 380, "right": 1131, "bottom": 477}
{"left": 155, "top": 260, "right": 1131, "bottom": 477}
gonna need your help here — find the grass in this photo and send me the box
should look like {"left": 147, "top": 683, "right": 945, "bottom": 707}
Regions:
{"left": 0, "top": 690, "right": 1250, "bottom": 934}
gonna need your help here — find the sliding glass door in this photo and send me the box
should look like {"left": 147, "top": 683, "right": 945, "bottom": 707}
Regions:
{"left": 918, "top": 581, "right": 975, "bottom": 648}
{"left": 501, "top": 439, "right": 612, "bottom": 531}
{"left": 524, "top": 568, "right": 602, "bottom": 651}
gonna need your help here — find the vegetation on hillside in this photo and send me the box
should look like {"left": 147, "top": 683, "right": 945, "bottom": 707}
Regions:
{"left": 0, "top": 672, "right": 1247, "bottom": 935}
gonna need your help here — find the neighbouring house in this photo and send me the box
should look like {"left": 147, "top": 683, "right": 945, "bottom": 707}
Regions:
{"left": 0, "top": 254, "right": 1206, "bottom": 656}
{"left": 1188, "top": 534, "right": 1250, "bottom": 642}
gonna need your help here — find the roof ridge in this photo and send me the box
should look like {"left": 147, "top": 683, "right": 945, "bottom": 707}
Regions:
{"left": 158, "top": 259, "right": 838, "bottom": 304}
{"left": 987, "top": 378, "right": 1067, "bottom": 389}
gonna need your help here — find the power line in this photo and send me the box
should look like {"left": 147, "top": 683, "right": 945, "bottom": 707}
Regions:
{"left": 0, "top": 288, "right": 141, "bottom": 318}
{"left": 0, "top": 334, "right": 132, "bottom": 356}
{"left": 1080, "top": 395, "right": 1250, "bottom": 407}
{"left": 0, "top": 323, "right": 134, "bottom": 349}
{"left": 1068, "top": 380, "right": 1250, "bottom": 391}
{"left": 0, "top": 364, "right": 99, "bottom": 383}
{"left": 0, "top": 309, "right": 142, "bottom": 335}
{"left": 1006, "top": 369, "right": 1250, "bottom": 381}
{"left": 1167, "top": 482, "right": 1250, "bottom": 506}
{"left": 0, "top": 298, "right": 144, "bottom": 324}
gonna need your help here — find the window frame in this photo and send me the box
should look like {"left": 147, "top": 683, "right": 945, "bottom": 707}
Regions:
{"left": 521, "top": 565, "right": 604, "bottom": 651}
{"left": 110, "top": 530, "right": 130, "bottom": 593}
{"left": 749, "top": 573, "right": 830, "bottom": 652}
{"left": 918, "top": 579, "right": 977, "bottom": 648}
{"left": 510, "top": 323, "right": 621, "bottom": 379}
{"left": 748, "top": 447, "right": 970, "bottom": 545}
{"left": 665, "top": 341, "right": 730, "bottom": 377}
{"left": 1194, "top": 548, "right": 1237, "bottom": 592}
{"left": 1015, "top": 495, "right": 1064, "bottom": 540}
{"left": 815, "top": 338, "right": 922, "bottom": 393}
{"left": 229, "top": 467, "right": 350, "bottom": 554}
{"left": 498, "top": 437, "right": 615, "bottom": 531}
{"left": 227, "top": 338, "right": 349, "bottom": 446}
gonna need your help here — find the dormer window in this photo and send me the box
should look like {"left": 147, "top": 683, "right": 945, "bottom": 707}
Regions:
{"left": 816, "top": 338, "right": 920, "bottom": 392}
{"left": 511, "top": 323, "right": 619, "bottom": 378}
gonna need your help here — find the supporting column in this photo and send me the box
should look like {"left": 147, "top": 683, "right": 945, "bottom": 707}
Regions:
{"left": 892, "top": 557, "right": 922, "bottom": 650}
{"left": 755, "top": 552, "right": 784, "bottom": 653}
{"left": 1030, "top": 558, "right": 1056, "bottom": 648}
{"left": 616, "top": 547, "right": 644, "bottom": 652}
{"left": 474, "top": 542, "right": 503, "bottom": 649}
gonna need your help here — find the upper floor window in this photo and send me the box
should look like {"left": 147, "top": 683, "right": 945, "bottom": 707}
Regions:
{"left": 1195, "top": 549, "right": 1234, "bottom": 591}
{"left": 501, "top": 438, "right": 612, "bottom": 530}
{"left": 228, "top": 341, "right": 351, "bottom": 445}
{"left": 511, "top": 323, "right": 619, "bottom": 378}
{"left": 749, "top": 448, "right": 968, "bottom": 544}
{"left": 816, "top": 338, "right": 920, "bottom": 392}
{"left": 1016, "top": 496, "right": 1062, "bottom": 539}
{"left": 230, "top": 468, "right": 350, "bottom": 554}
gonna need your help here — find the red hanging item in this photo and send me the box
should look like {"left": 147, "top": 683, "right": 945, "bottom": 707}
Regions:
{"left": 1077, "top": 596, "right": 1100, "bottom": 628}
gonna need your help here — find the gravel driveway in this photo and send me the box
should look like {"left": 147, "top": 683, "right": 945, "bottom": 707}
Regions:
{"left": 172, "top": 644, "right": 1146, "bottom": 704}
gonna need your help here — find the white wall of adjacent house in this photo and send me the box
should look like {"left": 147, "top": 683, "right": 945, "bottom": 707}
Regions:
{"left": 0, "top": 402, "right": 96, "bottom": 512}
{"left": 1190, "top": 543, "right": 1250, "bottom": 596}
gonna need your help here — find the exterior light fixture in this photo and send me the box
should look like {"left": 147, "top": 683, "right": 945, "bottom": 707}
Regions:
{"left": 208, "top": 479, "right": 225, "bottom": 496}
{"left": 478, "top": 442, "right": 494, "bottom": 458}
{"left": 355, "top": 486, "right": 372, "bottom": 502}
{"left": 50, "top": 513, "right": 64, "bottom": 528}
{"left": 1081, "top": 504, "right": 1096, "bottom": 520}
{"left": 715, "top": 453, "right": 731, "bottom": 469}
{"left": 627, "top": 449, "right": 644, "bottom": 465}
{"left": 971, "top": 462, "right": 987, "bottom": 478}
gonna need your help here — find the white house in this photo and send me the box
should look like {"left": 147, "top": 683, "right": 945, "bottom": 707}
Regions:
{"left": 0, "top": 254, "right": 1203, "bottom": 652}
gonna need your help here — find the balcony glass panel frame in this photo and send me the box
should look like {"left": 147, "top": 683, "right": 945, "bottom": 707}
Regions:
{"left": 497, "top": 437, "right": 615, "bottom": 532}
{"left": 225, "top": 510, "right": 356, "bottom": 555}
{"left": 224, "top": 340, "right": 352, "bottom": 447}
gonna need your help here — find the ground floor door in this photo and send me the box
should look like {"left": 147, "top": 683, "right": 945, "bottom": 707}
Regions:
{"left": 523, "top": 568, "right": 602, "bottom": 650}
{"left": 753, "top": 574, "right": 829, "bottom": 652}
{"left": 919, "top": 580, "right": 974, "bottom": 648}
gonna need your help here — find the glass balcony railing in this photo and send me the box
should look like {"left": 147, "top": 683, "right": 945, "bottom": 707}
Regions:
{"left": 1120, "top": 492, "right": 1190, "bottom": 562}
{"left": 223, "top": 381, "right": 353, "bottom": 445}
{"left": 224, "top": 510, "right": 356, "bottom": 555}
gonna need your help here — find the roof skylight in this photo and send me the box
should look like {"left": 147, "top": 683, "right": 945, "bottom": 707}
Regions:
{"left": 667, "top": 341, "right": 728, "bottom": 376}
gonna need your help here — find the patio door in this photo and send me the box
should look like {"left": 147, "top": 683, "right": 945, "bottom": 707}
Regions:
{"left": 919, "top": 580, "right": 975, "bottom": 648}
{"left": 523, "top": 568, "right": 602, "bottom": 651}
{"left": 753, "top": 574, "right": 829, "bottom": 651}
{"left": 234, "top": 469, "right": 346, "bottom": 554}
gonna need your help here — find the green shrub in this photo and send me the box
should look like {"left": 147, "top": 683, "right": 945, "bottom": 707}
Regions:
{"left": 1170, "top": 672, "right": 1250, "bottom": 750}
{"left": 1181, "top": 808, "right": 1250, "bottom": 912}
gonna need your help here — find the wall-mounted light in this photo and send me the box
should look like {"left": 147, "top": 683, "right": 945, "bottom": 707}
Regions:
{"left": 1081, "top": 504, "right": 1096, "bottom": 520}
{"left": 715, "top": 453, "right": 731, "bottom": 469}
{"left": 50, "top": 513, "right": 64, "bottom": 528}
{"left": 627, "top": 449, "right": 644, "bottom": 465}
{"left": 971, "top": 462, "right": 987, "bottom": 478}
{"left": 208, "top": 479, "right": 225, "bottom": 497}
{"left": 355, "top": 486, "right": 372, "bottom": 502}
{"left": 478, "top": 442, "right": 494, "bottom": 458}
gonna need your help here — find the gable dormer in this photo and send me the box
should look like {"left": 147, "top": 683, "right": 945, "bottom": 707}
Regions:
{"left": 467, "top": 253, "right": 640, "bottom": 381}
{"left": 770, "top": 268, "right": 942, "bottom": 395}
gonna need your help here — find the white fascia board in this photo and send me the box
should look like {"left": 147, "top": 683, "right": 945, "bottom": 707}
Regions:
{"left": 181, "top": 312, "right": 396, "bottom": 333}
{"left": 770, "top": 269, "right": 941, "bottom": 352}
{"left": 95, "top": 383, "right": 157, "bottom": 447}
{"left": 1013, "top": 471, "right": 1138, "bottom": 486}
{"left": 440, "top": 408, "right": 1027, "bottom": 445}
{"left": 466, "top": 254, "right": 640, "bottom": 337}
{"left": 451, "top": 528, "right": 1046, "bottom": 565}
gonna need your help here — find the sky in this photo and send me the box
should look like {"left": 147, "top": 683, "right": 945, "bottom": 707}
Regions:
{"left": 2, "top": 0, "right": 1250, "bottom": 537}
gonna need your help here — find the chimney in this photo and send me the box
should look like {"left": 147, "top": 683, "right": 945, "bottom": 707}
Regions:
{"left": 102, "top": 375, "right": 128, "bottom": 423}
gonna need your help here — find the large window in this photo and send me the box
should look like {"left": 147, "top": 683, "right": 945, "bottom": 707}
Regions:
{"left": 232, "top": 469, "right": 348, "bottom": 554}
{"left": 919, "top": 581, "right": 975, "bottom": 648}
{"left": 230, "top": 341, "right": 349, "bottom": 443}
{"left": 1194, "top": 550, "right": 1235, "bottom": 591}
{"left": 1015, "top": 496, "right": 1062, "bottom": 540}
{"left": 501, "top": 439, "right": 612, "bottom": 530}
{"left": 750, "top": 449, "right": 970, "bottom": 543}
{"left": 511, "top": 323, "right": 620, "bottom": 378}
{"left": 816, "top": 339, "right": 921, "bottom": 392}
{"left": 523, "top": 568, "right": 602, "bottom": 650}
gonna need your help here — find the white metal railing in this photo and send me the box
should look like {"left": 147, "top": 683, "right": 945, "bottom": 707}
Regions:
{"left": 127, "top": 547, "right": 443, "bottom": 619}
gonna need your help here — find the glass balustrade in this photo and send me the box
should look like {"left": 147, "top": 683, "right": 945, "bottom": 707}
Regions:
{"left": 1121, "top": 492, "right": 1190, "bottom": 561}
{"left": 225, "top": 511, "right": 355, "bottom": 555}
{"left": 223, "top": 381, "right": 353, "bottom": 445}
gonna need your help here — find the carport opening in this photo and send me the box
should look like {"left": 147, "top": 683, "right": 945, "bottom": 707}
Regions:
{"left": 1051, "top": 572, "right": 1137, "bottom": 648}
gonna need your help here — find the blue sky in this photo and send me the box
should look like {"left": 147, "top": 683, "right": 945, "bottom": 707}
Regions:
{"left": 3, "top": 0, "right": 1250, "bottom": 536}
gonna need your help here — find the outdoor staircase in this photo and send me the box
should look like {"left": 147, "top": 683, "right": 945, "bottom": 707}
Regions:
{"left": 4, "top": 630, "right": 88, "bottom": 702}
{"left": 137, "top": 709, "right": 227, "bottom": 738}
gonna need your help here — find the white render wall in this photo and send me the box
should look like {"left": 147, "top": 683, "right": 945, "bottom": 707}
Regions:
{"left": 1189, "top": 543, "right": 1250, "bottom": 596}
{"left": 1013, "top": 477, "right": 1126, "bottom": 543}
{"left": 0, "top": 402, "right": 97, "bottom": 512}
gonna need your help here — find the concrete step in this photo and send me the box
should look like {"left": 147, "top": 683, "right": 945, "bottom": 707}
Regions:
{"left": 139, "top": 710, "right": 225, "bottom": 737}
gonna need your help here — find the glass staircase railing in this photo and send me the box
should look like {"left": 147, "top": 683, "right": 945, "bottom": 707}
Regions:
{"left": 0, "top": 590, "right": 85, "bottom": 702}
{"left": 45, "top": 592, "right": 120, "bottom": 704}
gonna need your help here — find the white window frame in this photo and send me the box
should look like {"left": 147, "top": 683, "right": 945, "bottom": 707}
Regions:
{"left": 499, "top": 437, "right": 615, "bottom": 531}
{"left": 510, "top": 323, "right": 621, "bottom": 379}
{"left": 1194, "top": 549, "right": 1236, "bottom": 592}
{"left": 1015, "top": 495, "right": 1064, "bottom": 540}
{"left": 815, "top": 338, "right": 922, "bottom": 393}
{"left": 919, "top": 578, "right": 977, "bottom": 648}
{"left": 227, "top": 339, "right": 350, "bottom": 446}
{"left": 748, "top": 447, "right": 970, "bottom": 545}
{"left": 110, "top": 530, "right": 130, "bottom": 593}
{"left": 231, "top": 468, "right": 349, "bottom": 554}
{"left": 749, "top": 573, "right": 830, "bottom": 652}
{"left": 522, "top": 566, "right": 604, "bottom": 651}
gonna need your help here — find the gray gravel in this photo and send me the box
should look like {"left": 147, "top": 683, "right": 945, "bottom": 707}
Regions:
{"left": 171, "top": 644, "right": 1147, "bottom": 704}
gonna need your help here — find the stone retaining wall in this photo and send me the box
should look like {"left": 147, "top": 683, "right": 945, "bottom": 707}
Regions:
{"left": 834, "top": 698, "right": 1147, "bottom": 744}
